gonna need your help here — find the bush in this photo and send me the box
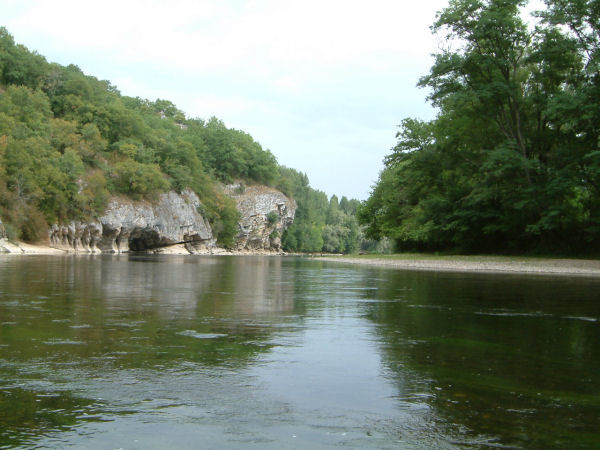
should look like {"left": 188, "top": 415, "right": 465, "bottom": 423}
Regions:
{"left": 266, "top": 211, "right": 279, "bottom": 225}
{"left": 3, "top": 221, "right": 17, "bottom": 241}
{"left": 112, "top": 159, "right": 169, "bottom": 199}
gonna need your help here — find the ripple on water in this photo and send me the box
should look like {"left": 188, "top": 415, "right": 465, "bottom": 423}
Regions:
{"left": 176, "top": 330, "right": 228, "bottom": 339}
{"left": 43, "top": 339, "right": 86, "bottom": 346}
{"left": 356, "top": 298, "right": 404, "bottom": 304}
{"left": 109, "top": 321, "right": 147, "bottom": 328}
{"left": 562, "top": 316, "right": 598, "bottom": 322}
{"left": 475, "top": 310, "right": 552, "bottom": 318}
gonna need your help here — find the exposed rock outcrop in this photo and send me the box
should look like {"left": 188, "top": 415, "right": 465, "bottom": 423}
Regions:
{"left": 49, "top": 221, "right": 103, "bottom": 253}
{"left": 45, "top": 184, "right": 296, "bottom": 254}
{"left": 225, "top": 184, "right": 296, "bottom": 252}
{"left": 49, "top": 189, "right": 215, "bottom": 254}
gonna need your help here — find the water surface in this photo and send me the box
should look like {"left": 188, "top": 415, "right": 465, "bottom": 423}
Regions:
{"left": 0, "top": 255, "right": 599, "bottom": 448}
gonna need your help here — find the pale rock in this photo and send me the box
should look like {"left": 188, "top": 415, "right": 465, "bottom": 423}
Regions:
{"left": 225, "top": 184, "right": 296, "bottom": 252}
{"left": 49, "top": 189, "right": 215, "bottom": 254}
{"left": 50, "top": 221, "right": 102, "bottom": 253}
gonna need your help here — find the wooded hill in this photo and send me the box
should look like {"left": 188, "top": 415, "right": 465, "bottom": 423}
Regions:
{"left": 0, "top": 28, "right": 360, "bottom": 252}
{"left": 359, "top": 0, "right": 600, "bottom": 255}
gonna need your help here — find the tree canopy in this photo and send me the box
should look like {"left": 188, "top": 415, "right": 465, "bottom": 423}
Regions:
{"left": 276, "top": 166, "right": 362, "bottom": 253}
{"left": 359, "top": 0, "right": 600, "bottom": 254}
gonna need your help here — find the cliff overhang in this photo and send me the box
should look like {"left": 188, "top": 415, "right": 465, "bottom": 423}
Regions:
{"left": 49, "top": 189, "right": 215, "bottom": 254}
{"left": 42, "top": 185, "right": 296, "bottom": 254}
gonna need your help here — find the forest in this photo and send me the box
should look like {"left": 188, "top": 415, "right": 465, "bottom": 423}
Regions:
{"left": 0, "top": 27, "right": 361, "bottom": 252}
{"left": 359, "top": 0, "right": 600, "bottom": 254}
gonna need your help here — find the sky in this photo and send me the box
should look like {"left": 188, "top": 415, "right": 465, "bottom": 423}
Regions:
{"left": 4, "top": 0, "right": 453, "bottom": 200}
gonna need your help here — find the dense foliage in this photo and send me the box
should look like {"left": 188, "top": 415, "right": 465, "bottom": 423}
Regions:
{"left": 276, "top": 166, "right": 362, "bottom": 253}
{"left": 0, "top": 28, "right": 364, "bottom": 251}
{"left": 0, "top": 28, "right": 284, "bottom": 245}
{"left": 359, "top": 0, "right": 600, "bottom": 254}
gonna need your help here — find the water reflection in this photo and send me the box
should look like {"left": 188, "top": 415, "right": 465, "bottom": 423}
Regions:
{"left": 0, "top": 387, "right": 106, "bottom": 447}
{"left": 0, "top": 255, "right": 305, "bottom": 447}
{"left": 194, "top": 256, "right": 296, "bottom": 316}
{"left": 0, "top": 256, "right": 599, "bottom": 448}
{"left": 355, "top": 269, "right": 600, "bottom": 448}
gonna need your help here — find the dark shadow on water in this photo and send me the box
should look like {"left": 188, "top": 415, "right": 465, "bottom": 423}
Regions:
{"left": 350, "top": 267, "right": 600, "bottom": 448}
{"left": 0, "top": 387, "right": 106, "bottom": 448}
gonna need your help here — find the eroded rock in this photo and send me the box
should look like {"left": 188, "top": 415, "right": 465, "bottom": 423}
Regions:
{"left": 225, "top": 184, "right": 296, "bottom": 252}
{"left": 49, "top": 189, "right": 215, "bottom": 253}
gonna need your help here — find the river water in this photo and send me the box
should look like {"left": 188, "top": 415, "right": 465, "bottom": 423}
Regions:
{"left": 0, "top": 255, "right": 598, "bottom": 448}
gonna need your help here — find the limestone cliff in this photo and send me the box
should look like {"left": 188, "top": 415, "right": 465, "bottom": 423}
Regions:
{"left": 49, "top": 189, "right": 215, "bottom": 253}
{"left": 45, "top": 184, "right": 295, "bottom": 254}
{"left": 225, "top": 184, "right": 296, "bottom": 252}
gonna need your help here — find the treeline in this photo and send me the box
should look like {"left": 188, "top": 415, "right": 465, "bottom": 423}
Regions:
{"left": 276, "top": 166, "right": 362, "bottom": 253}
{"left": 0, "top": 27, "right": 363, "bottom": 251}
{"left": 359, "top": 0, "right": 600, "bottom": 255}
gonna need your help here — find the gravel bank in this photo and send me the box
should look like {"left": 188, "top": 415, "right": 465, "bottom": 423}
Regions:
{"left": 317, "top": 256, "right": 600, "bottom": 277}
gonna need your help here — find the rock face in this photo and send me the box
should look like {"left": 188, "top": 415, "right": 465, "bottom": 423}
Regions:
{"left": 49, "top": 189, "right": 215, "bottom": 253}
{"left": 226, "top": 184, "right": 296, "bottom": 251}
{"left": 47, "top": 185, "right": 295, "bottom": 254}
{"left": 49, "top": 221, "right": 103, "bottom": 253}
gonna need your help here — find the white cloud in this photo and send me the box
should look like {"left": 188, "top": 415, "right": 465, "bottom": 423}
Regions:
{"left": 7, "top": 0, "right": 445, "bottom": 71}
{"left": 273, "top": 76, "right": 300, "bottom": 92}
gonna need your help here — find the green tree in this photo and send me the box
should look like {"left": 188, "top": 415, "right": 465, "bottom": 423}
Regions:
{"left": 111, "top": 159, "right": 169, "bottom": 199}
{"left": 360, "top": 0, "right": 600, "bottom": 254}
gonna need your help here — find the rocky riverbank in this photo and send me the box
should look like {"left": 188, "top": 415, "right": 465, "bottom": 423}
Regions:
{"left": 317, "top": 256, "right": 600, "bottom": 277}
{"left": 0, "top": 240, "right": 289, "bottom": 256}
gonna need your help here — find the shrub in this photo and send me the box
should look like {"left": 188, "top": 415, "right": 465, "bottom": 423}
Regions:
{"left": 266, "top": 211, "right": 279, "bottom": 225}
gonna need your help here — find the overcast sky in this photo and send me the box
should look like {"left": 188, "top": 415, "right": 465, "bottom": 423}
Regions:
{"left": 4, "top": 0, "right": 455, "bottom": 199}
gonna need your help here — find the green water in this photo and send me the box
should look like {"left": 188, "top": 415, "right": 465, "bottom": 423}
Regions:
{"left": 0, "top": 255, "right": 598, "bottom": 448}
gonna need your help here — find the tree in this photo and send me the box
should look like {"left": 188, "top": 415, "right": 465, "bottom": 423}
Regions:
{"left": 112, "top": 159, "right": 169, "bottom": 199}
{"left": 359, "top": 0, "right": 600, "bottom": 253}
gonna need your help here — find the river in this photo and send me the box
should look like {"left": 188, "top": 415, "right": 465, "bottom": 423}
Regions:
{"left": 0, "top": 255, "right": 598, "bottom": 448}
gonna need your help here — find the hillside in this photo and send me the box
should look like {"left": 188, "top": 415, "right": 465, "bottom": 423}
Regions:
{"left": 0, "top": 27, "right": 361, "bottom": 252}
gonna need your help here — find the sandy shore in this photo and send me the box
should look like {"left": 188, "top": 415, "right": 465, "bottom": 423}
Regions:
{"left": 316, "top": 256, "right": 600, "bottom": 277}
{"left": 0, "top": 239, "right": 67, "bottom": 255}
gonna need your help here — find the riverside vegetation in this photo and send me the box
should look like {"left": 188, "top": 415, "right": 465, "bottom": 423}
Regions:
{"left": 0, "top": 27, "right": 361, "bottom": 253}
{"left": 3, "top": 0, "right": 599, "bottom": 258}
{"left": 358, "top": 0, "right": 600, "bottom": 256}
